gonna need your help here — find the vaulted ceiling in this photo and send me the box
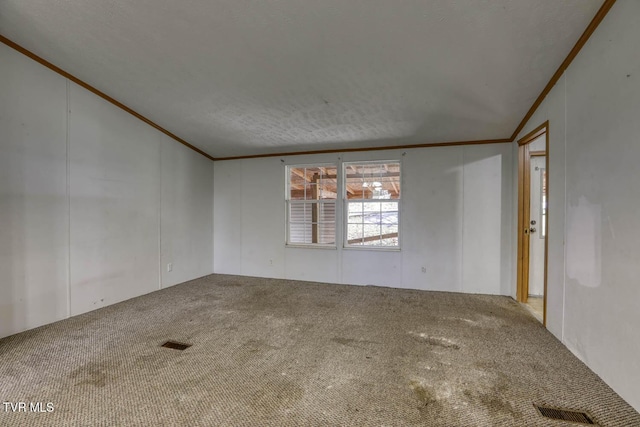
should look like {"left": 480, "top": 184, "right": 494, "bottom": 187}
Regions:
{"left": 0, "top": 0, "right": 604, "bottom": 158}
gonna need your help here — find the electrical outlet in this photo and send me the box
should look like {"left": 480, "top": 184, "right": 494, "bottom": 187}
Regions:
{"left": 421, "top": 266, "right": 427, "bottom": 273}
{"left": 167, "top": 263, "right": 173, "bottom": 272}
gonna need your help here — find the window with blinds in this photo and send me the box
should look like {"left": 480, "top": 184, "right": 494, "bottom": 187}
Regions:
{"left": 286, "top": 165, "right": 337, "bottom": 246}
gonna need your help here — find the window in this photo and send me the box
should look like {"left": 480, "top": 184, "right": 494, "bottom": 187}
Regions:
{"left": 344, "top": 161, "right": 400, "bottom": 247}
{"left": 286, "top": 165, "right": 337, "bottom": 246}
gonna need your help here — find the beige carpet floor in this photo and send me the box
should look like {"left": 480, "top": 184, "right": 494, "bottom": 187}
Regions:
{"left": 1, "top": 274, "right": 638, "bottom": 426}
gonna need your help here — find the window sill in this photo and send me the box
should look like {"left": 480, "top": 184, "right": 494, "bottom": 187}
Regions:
{"left": 285, "top": 244, "right": 337, "bottom": 250}
{"left": 342, "top": 246, "right": 401, "bottom": 252}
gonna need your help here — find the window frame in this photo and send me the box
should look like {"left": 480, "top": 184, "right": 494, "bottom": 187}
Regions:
{"left": 285, "top": 163, "right": 338, "bottom": 248}
{"left": 342, "top": 160, "right": 402, "bottom": 251}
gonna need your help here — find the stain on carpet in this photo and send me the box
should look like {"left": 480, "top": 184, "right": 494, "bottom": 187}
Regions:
{"left": 410, "top": 380, "right": 437, "bottom": 407}
{"left": 409, "top": 332, "right": 460, "bottom": 349}
{"left": 464, "top": 378, "right": 521, "bottom": 421}
{"left": 70, "top": 362, "right": 109, "bottom": 388}
{"left": 410, "top": 380, "right": 444, "bottom": 419}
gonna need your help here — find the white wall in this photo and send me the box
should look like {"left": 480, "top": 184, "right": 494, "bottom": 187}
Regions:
{"left": 513, "top": 0, "right": 640, "bottom": 411}
{"left": 160, "top": 135, "right": 214, "bottom": 288}
{"left": 0, "top": 42, "right": 213, "bottom": 337}
{"left": 0, "top": 42, "right": 69, "bottom": 336}
{"left": 214, "top": 143, "right": 513, "bottom": 294}
{"left": 68, "top": 83, "right": 162, "bottom": 315}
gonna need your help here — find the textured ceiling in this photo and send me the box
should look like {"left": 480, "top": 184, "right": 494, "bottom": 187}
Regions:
{"left": 0, "top": 0, "right": 604, "bottom": 158}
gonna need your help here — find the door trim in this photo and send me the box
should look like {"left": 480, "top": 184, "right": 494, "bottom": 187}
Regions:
{"left": 517, "top": 121, "right": 549, "bottom": 326}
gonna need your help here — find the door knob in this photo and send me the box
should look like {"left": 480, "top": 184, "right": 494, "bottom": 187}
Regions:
{"left": 530, "top": 227, "right": 537, "bottom": 233}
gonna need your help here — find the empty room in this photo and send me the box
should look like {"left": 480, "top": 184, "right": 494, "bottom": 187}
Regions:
{"left": 1, "top": 0, "right": 639, "bottom": 426}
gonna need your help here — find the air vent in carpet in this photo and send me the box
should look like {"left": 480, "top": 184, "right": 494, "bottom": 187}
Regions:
{"left": 534, "top": 404, "right": 596, "bottom": 424}
{"left": 161, "top": 341, "right": 191, "bottom": 350}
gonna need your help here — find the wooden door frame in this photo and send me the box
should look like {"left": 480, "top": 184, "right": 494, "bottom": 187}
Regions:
{"left": 517, "top": 121, "right": 549, "bottom": 326}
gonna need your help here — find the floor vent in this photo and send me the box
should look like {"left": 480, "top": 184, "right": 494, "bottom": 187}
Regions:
{"left": 535, "top": 405, "right": 595, "bottom": 424}
{"left": 161, "top": 341, "right": 191, "bottom": 351}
